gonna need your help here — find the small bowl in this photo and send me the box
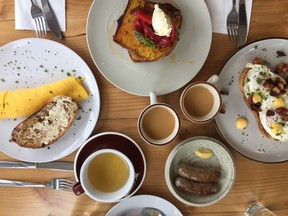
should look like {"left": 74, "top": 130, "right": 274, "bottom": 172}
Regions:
{"left": 165, "top": 136, "right": 236, "bottom": 207}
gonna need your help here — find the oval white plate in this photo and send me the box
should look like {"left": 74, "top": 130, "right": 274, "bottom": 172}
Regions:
{"left": 0, "top": 38, "right": 100, "bottom": 162}
{"left": 215, "top": 38, "right": 288, "bottom": 163}
{"left": 86, "top": 0, "right": 212, "bottom": 96}
{"left": 106, "top": 194, "right": 182, "bottom": 216}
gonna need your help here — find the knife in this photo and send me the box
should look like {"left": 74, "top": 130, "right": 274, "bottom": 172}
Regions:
{"left": 41, "top": 0, "right": 62, "bottom": 39}
{"left": 0, "top": 161, "right": 73, "bottom": 171}
{"left": 238, "top": 0, "right": 247, "bottom": 47}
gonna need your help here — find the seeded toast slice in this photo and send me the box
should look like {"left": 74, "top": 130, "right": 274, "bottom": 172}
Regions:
{"left": 239, "top": 61, "right": 274, "bottom": 140}
{"left": 11, "top": 95, "right": 78, "bottom": 148}
{"left": 113, "top": 0, "right": 182, "bottom": 62}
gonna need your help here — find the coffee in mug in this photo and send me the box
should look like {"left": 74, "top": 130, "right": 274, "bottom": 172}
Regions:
{"left": 180, "top": 77, "right": 221, "bottom": 123}
{"left": 72, "top": 149, "right": 135, "bottom": 203}
{"left": 138, "top": 92, "right": 180, "bottom": 145}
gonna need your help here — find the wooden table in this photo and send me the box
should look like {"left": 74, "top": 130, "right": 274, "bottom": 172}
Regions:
{"left": 0, "top": 0, "right": 288, "bottom": 215}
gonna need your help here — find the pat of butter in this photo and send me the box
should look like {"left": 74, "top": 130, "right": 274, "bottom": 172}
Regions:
{"left": 152, "top": 4, "right": 172, "bottom": 37}
{"left": 195, "top": 148, "right": 213, "bottom": 159}
{"left": 0, "top": 77, "right": 88, "bottom": 119}
{"left": 235, "top": 116, "right": 248, "bottom": 129}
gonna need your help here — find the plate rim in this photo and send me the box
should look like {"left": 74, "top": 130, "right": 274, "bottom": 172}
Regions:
{"left": 105, "top": 194, "right": 183, "bottom": 216}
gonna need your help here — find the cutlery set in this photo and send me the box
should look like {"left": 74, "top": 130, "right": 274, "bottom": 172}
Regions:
{"left": 0, "top": 161, "right": 74, "bottom": 191}
{"left": 30, "top": 0, "right": 62, "bottom": 39}
{"left": 226, "top": 0, "right": 247, "bottom": 47}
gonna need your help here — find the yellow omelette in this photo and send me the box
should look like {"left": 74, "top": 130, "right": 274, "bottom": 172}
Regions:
{"left": 0, "top": 77, "right": 89, "bottom": 119}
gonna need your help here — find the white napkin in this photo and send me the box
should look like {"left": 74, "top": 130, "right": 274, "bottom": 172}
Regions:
{"left": 15, "top": 0, "right": 66, "bottom": 32}
{"left": 205, "top": 0, "right": 253, "bottom": 34}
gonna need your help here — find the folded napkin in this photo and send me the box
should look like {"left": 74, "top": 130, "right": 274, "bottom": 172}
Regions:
{"left": 205, "top": 0, "right": 253, "bottom": 34}
{"left": 15, "top": 0, "right": 66, "bottom": 32}
{"left": 0, "top": 77, "right": 88, "bottom": 119}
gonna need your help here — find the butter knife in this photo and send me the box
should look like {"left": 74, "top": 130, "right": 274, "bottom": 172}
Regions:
{"left": 41, "top": 0, "right": 62, "bottom": 39}
{"left": 0, "top": 161, "right": 73, "bottom": 171}
{"left": 238, "top": 0, "right": 247, "bottom": 47}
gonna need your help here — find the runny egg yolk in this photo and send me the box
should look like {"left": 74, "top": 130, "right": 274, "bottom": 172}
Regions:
{"left": 271, "top": 123, "right": 283, "bottom": 135}
{"left": 272, "top": 97, "right": 286, "bottom": 109}
{"left": 252, "top": 92, "right": 262, "bottom": 104}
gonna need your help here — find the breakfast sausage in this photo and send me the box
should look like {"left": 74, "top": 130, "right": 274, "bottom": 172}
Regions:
{"left": 177, "top": 163, "right": 221, "bottom": 183}
{"left": 175, "top": 176, "right": 218, "bottom": 195}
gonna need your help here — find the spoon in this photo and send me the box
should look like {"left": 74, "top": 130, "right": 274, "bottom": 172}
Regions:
{"left": 141, "top": 207, "right": 166, "bottom": 216}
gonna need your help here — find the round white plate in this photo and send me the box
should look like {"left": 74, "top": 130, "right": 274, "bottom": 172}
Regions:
{"left": 215, "top": 38, "right": 288, "bottom": 163}
{"left": 86, "top": 0, "right": 212, "bottom": 96}
{"left": 105, "top": 194, "right": 182, "bottom": 216}
{"left": 0, "top": 38, "right": 100, "bottom": 163}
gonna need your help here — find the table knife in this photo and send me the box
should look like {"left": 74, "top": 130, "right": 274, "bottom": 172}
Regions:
{"left": 238, "top": 0, "right": 247, "bottom": 47}
{"left": 0, "top": 161, "right": 73, "bottom": 171}
{"left": 41, "top": 0, "right": 62, "bottom": 39}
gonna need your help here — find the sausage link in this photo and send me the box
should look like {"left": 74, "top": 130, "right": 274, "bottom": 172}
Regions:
{"left": 175, "top": 176, "right": 218, "bottom": 196}
{"left": 177, "top": 163, "right": 220, "bottom": 183}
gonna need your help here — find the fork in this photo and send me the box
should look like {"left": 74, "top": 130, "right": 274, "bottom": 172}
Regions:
{"left": 30, "top": 0, "right": 47, "bottom": 37}
{"left": 0, "top": 178, "right": 74, "bottom": 192}
{"left": 226, "top": 0, "right": 239, "bottom": 41}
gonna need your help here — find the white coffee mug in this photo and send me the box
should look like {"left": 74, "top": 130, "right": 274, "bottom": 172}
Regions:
{"left": 72, "top": 149, "right": 135, "bottom": 203}
{"left": 180, "top": 75, "right": 222, "bottom": 123}
{"left": 138, "top": 91, "right": 180, "bottom": 146}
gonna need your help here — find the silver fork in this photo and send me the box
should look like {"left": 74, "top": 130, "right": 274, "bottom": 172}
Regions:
{"left": 226, "top": 0, "right": 239, "bottom": 41}
{"left": 0, "top": 178, "right": 74, "bottom": 192}
{"left": 30, "top": 0, "right": 47, "bottom": 37}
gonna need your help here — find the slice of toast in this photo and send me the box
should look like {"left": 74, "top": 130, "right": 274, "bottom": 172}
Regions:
{"left": 239, "top": 58, "right": 288, "bottom": 141}
{"left": 11, "top": 95, "right": 78, "bottom": 148}
{"left": 113, "top": 0, "right": 182, "bottom": 62}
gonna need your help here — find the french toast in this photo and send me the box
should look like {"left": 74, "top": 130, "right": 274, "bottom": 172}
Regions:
{"left": 239, "top": 58, "right": 288, "bottom": 141}
{"left": 11, "top": 95, "right": 78, "bottom": 148}
{"left": 113, "top": 0, "right": 182, "bottom": 62}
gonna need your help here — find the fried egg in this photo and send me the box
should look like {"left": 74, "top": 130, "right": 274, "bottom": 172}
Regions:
{"left": 244, "top": 63, "right": 288, "bottom": 141}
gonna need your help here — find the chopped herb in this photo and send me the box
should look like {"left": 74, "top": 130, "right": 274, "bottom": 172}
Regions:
{"left": 49, "top": 90, "right": 53, "bottom": 94}
{"left": 15, "top": 80, "right": 19, "bottom": 83}
{"left": 246, "top": 78, "right": 251, "bottom": 83}
{"left": 67, "top": 72, "right": 71, "bottom": 76}
{"left": 254, "top": 45, "right": 259, "bottom": 49}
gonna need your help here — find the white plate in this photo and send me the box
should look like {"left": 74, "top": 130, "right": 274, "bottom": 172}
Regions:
{"left": 0, "top": 38, "right": 100, "bottom": 163}
{"left": 86, "top": 0, "right": 212, "bottom": 96}
{"left": 215, "top": 38, "right": 288, "bottom": 163}
{"left": 105, "top": 194, "right": 182, "bottom": 216}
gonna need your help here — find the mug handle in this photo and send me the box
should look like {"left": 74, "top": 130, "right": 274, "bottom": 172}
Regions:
{"left": 149, "top": 91, "right": 158, "bottom": 105}
{"left": 72, "top": 182, "right": 85, "bottom": 196}
{"left": 207, "top": 74, "right": 219, "bottom": 84}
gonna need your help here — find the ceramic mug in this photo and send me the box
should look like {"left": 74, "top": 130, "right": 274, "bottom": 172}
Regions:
{"left": 180, "top": 75, "right": 222, "bottom": 123}
{"left": 138, "top": 91, "right": 180, "bottom": 146}
{"left": 72, "top": 149, "right": 135, "bottom": 203}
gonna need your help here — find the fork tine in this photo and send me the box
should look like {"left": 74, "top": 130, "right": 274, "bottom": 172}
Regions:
{"left": 34, "top": 19, "right": 40, "bottom": 38}
{"left": 227, "top": 25, "right": 233, "bottom": 41}
{"left": 39, "top": 16, "right": 47, "bottom": 36}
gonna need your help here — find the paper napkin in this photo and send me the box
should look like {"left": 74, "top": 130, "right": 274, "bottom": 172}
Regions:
{"left": 205, "top": 0, "right": 253, "bottom": 34}
{"left": 15, "top": 0, "right": 66, "bottom": 32}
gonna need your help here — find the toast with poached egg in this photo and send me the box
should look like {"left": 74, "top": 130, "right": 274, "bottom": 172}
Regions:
{"left": 239, "top": 58, "right": 288, "bottom": 141}
{"left": 113, "top": 0, "right": 182, "bottom": 62}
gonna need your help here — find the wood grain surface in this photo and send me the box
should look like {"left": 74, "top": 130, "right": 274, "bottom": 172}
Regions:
{"left": 1, "top": 0, "right": 288, "bottom": 215}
